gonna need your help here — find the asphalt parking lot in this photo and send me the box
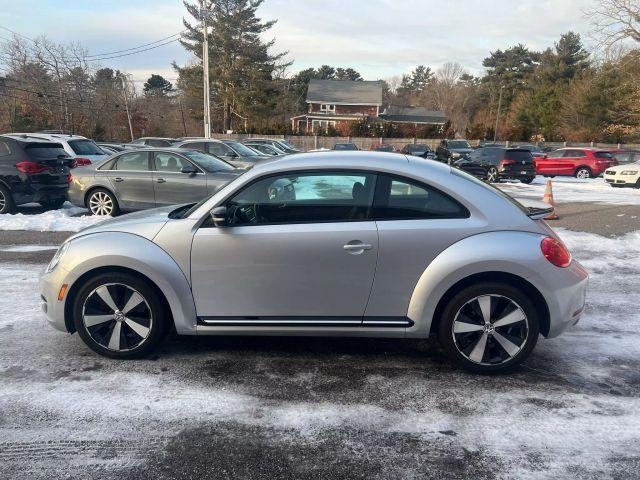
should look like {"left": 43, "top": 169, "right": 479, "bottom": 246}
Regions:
{"left": 1, "top": 201, "right": 639, "bottom": 479}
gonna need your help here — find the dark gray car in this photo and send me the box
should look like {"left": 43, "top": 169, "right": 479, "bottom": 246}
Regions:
{"left": 174, "top": 139, "right": 270, "bottom": 169}
{"left": 68, "top": 148, "right": 242, "bottom": 216}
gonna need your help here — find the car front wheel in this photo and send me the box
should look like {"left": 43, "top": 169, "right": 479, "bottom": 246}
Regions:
{"left": 486, "top": 167, "right": 499, "bottom": 183}
{"left": 73, "top": 273, "right": 167, "bottom": 359}
{"left": 438, "top": 282, "right": 540, "bottom": 373}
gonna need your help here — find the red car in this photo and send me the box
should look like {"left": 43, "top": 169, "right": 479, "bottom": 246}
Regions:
{"left": 535, "top": 148, "right": 618, "bottom": 178}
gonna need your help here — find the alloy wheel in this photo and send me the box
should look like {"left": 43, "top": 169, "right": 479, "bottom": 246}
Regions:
{"left": 487, "top": 167, "right": 498, "bottom": 182}
{"left": 0, "top": 189, "right": 5, "bottom": 212}
{"left": 576, "top": 168, "right": 591, "bottom": 179}
{"left": 451, "top": 294, "right": 528, "bottom": 365}
{"left": 89, "top": 191, "right": 114, "bottom": 215}
{"left": 82, "top": 283, "right": 153, "bottom": 352}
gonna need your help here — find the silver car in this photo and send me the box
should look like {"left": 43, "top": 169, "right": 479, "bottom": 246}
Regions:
{"left": 68, "top": 148, "right": 242, "bottom": 215}
{"left": 41, "top": 152, "right": 588, "bottom": 373}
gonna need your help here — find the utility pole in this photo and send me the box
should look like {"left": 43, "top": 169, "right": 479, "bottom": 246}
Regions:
{"left": 201, "top": 0, "right": 212, "bottom": 138}
{"left": 493, "top": 85, "right": 504, "bottom": 142}
{"left": 121, "top": 76, "right": 135, "bottom": 142}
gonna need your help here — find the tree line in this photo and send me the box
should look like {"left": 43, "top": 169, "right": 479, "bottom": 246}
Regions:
{"left": 0, "top": 0, "right": 638, "bottom": 143}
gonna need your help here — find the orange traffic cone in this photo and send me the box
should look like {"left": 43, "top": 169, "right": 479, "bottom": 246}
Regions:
{"left": 543, "top": 180, "right": 559, "bottom": 220}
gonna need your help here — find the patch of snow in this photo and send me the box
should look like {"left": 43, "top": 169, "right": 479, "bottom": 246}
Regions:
{"left": 0, "top": 203, "right": 107, "bottom": 232}
{"left": 0, "top": 245, "right": 59, "bottom": 252}
{"left": 496, "top": 176, "right": 640, "bottom": 205}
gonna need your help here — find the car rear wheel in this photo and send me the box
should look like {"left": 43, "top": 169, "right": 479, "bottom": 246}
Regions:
{"left": 73, "top": 272, "right": 167, "bottom": 359}
{"left": 0, "top": 184, "right": 15, "bottom": 214}
{"left": 575, "top": 167, "right": 592, "bottom": 179}
{"left": 39, "top": 198, "right": 66, "bottom": 211}
{"left": 486, "top": 167, "right": 499, "bottom": 183}
{"left": 87, "top": 188, "right": 119, "bottom": 216}
{"left": 437, "top": 282, "right": 540, "bottom": 373}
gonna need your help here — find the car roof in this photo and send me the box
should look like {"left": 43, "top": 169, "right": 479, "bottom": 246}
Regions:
{"left": 3, "top": 133, "right": 88, "bottom": 142}
{"left": 0, "top": 134, "right": 65, "bottom": 145}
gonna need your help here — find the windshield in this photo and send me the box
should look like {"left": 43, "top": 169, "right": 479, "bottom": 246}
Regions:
{"left": 410, "top": 145, "right": 428, "bottom": 153}
{"left": 518, "top": 145, "right": 541, "bottom": 153}
{"left": 334, "top": 143, "right": 358, "bottom": 150}
{"left": 225, "top": 141, "right": 261, "bottom": 157}
{"left": 448, "top": 141, "right": 471, "bottom": 149}
{"left": 69, "top": 139, "right": 106, "bottom": 155}
{"left": 183, "top": 151, "right": 235, "bottom": 172}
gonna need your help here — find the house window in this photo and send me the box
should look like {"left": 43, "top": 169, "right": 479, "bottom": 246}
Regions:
{"left": 320, "top": 104, "right": 335, "bottom": 112}
{"left": 312, "top": 120, "right": 337, "bottom": 132}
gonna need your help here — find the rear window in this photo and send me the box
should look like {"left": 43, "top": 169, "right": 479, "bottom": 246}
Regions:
{"left": 595, "top": 151, "right": 614, "bottom": 159}
{"left": 505, "top": 149, "right": 534, "bottom": 162}
{"left": 25, "top": 143, "right": 70, "bottom": 159}
{"left": 68, "top": 139, "right": 104, "bottom": 156}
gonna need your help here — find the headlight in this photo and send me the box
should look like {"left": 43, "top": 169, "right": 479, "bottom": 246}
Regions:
{"left": 451, "top": 152, "right": 461, "bottom": 159}
{"left": 45, "top": 241, "right": 70, "bottom": 273}
{"left": 621, "top": 170, "right": 638, "bottom": 175}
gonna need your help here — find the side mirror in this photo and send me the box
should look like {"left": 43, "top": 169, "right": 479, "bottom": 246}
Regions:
{"left": 181, "top": 165, "right": 198, "bottom": 175}
{"left": 210, "top": 206, "right": 228, "bottom": 227}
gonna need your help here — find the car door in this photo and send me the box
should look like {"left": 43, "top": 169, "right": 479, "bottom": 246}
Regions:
{"left": 152, "top": 151, "right": 208, "bottom": 206}
{"left": 364, "top": 174, "right": 480, "bottom": 321}
{"left": 104, "top": 151, "right": 155, "bottom": 209}
{"left": 190, "top": 171, "right": 378, "bottom": 321}
{"left": 537, "top": 150, "right": 564, "bottom": 175}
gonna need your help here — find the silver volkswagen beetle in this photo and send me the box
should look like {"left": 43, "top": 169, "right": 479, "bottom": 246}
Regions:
{"left": 40, "top": 152, "right": 588, "bottom": 373}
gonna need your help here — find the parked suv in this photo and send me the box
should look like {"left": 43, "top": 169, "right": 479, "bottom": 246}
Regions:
{"left": 436, "top": 139, "right": 473, "bottom": 163}
{"left": 454, "top": 147, "right": 536, "bottom": 183}
{"left": 4, "top": 133, "right": 108, "bottom": 167}
{"left": 0, "top": 135, "right": 72, "bottom": 213}
{"left": 401, "top": 143, "right": 436, "bottom": 159}
{"left": 535, "top": 148, "right": 618, "bottom": 178}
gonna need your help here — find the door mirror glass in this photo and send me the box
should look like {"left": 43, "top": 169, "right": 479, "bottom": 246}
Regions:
{"left": 210, "top": 206, "right": 228, "bottom": 227}
{"left": 181, "top": 164, "right": 198, "bottom": 175}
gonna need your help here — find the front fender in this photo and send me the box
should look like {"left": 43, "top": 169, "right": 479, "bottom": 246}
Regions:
{"left": 406, "top": 230, "right": 547, "bottom": 338}
{"left": 59, "top": 232, "right": 197, "bottom": 335}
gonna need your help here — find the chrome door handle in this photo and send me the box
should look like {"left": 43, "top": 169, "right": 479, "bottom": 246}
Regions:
{"left": 114, "top": 177, "right": 124, "bottom": 182}
{"left": 156, "top": 178, "right": 166, "bottom": 183}
{"left": 343, "top": 243, "right": 372, "bottom": 251}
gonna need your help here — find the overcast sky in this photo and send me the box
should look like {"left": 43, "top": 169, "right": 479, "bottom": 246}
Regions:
{"left": 0, "top": 0, "right": 596, "bottom": 85}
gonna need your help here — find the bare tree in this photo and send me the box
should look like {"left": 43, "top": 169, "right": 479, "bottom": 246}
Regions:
{"left": 587, "top": 0, "right": 640, "bottom": 49}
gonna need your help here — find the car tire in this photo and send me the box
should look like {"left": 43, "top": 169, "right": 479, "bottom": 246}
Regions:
{"left": 86, "top": 188, "right": 119, "bottom": 216}
{"left": 39, "top": 198, "right": 66, "bottom": 211}
{"left": 486, "top": 167, "right": 499, "bottom": 183}
{"left": 520, "top": 176, "right": 535, "bottom": 184}
{"left": 575, "top": 167, "right": 592, "bottom": 179}
{"left": 437, "top": 282, "right": 540, "bottom": 374}
{"left": 73, "top": 272, "right": 168, "bottom": 359}
{"left": 0, "top": 184, "right": 16, "bottom": 214}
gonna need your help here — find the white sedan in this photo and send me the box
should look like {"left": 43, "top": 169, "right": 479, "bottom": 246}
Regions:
{"left": 604, "top": 162, "right": 640, "bottom": 188}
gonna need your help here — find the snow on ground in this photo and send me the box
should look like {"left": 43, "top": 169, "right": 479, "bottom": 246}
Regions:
{"left": 1, "top": 228, "right": 639, "bottom": 478}
{"left": 0, "top": 245, "right": 58, "bottom": 252}
{"left": 0, "top": 203, "right": 107, "bottom": 232}
{"left": 497, "top": 176, "right": 640, "bottom": 205}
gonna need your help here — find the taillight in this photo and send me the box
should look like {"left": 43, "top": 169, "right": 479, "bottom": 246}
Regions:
{"left": 499, "top": 159, "right": 515, "bottom": 168}
{"left": 73, "top": 157, "right": 92, "bottom": 167}
{"left": 541, "top": 237, "right": 572, "bottom": 268}
{"left": 67, "top": 175, "right": 73, "bottom": 183}
{"left": 15, "top": 161, "right": 48, "bottom": 174}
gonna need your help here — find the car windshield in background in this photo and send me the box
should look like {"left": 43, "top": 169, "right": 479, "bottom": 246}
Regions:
{"left": 449, "top": 141, "right": 471, "bottom": 149}
{"left": 68, "top": 139, "right": 105, "bottom": 155}
{"left": 377, "top": 146, "right": 395, "bottom": 152}
{"left": 25, "top": 144, "right": 70, "bottom": 159}
{"left": 225, "top": 142, "right": 261, "bottom": 156}
{"left": 183, "top": 151, "right": 236, "bottom": 172}
{"left": 505, "top": 150, "right": 534, "bottom": 161}
{"left": 410, "top": 145, "right": 428, "bottom": 153}
{"left": 518, "top": 145, "right": 542, "bottom": 153}
{"left": 334, "top": 144, "right": 358, "bottom": 151}
{"left": 279, "top": 140, "right": 295, "bottom": 149}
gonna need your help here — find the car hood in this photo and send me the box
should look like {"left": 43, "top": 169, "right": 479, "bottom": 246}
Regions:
{"left": 605, "top": 163, "right": 639, "bottom": 172}
{"left": 68, "top": 205, "right": 177, "bottom": 242}
{"left": 450, "top": 148, "right": 473, "bottom": 155}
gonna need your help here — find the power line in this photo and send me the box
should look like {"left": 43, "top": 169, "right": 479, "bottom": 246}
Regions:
{"left": 85, "top": 32, "right": 186, "bottom": 58}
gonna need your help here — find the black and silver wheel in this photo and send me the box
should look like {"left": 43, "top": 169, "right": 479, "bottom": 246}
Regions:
{"left": 0, "top": 184, "right": 15, "bottom": 214}
{"left": 575, "top": 167, "right": 591, "bottom": 179}
{"left": 87, "top": 189, "right": 118, "bottom": 216}
{"left": 73, "top": 273, "right": 166, "bottom": 358}
{"left": 486, "top": 167, "right": 499, "bottom": 183}
{"left": 438, "top": 283, "right": 539, "bottom": 373}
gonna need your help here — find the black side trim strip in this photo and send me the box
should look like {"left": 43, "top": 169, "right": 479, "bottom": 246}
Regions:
{"left": 197, "top": 316, "right": 413, "bottom": 328}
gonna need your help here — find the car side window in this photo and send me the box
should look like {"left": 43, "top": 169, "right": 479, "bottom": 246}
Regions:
{"left": 225, "top": 172, "right": 376, "bottom": 226}
{"left": 209, "top": 142, "right": 233, "bottom": 156}
{"left": 154, "top": 153, "right": 193, "bottom": 172}
{"left": 0, "top": 141, "right": 11, "bottom": 156}
{"left": 373, "top": 175, "right": 469, "bottom": 220}
{"left": 114, "top": 152, "right": 150, "bottom": 171}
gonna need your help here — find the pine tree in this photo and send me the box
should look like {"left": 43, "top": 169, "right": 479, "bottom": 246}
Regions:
{"left": 143, "top": 74, "right": 173, "bottom": 96}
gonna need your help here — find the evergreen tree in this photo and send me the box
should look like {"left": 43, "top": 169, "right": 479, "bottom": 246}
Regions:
{"left": 143, "top": 74, "right": 173, "bottom": 96}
